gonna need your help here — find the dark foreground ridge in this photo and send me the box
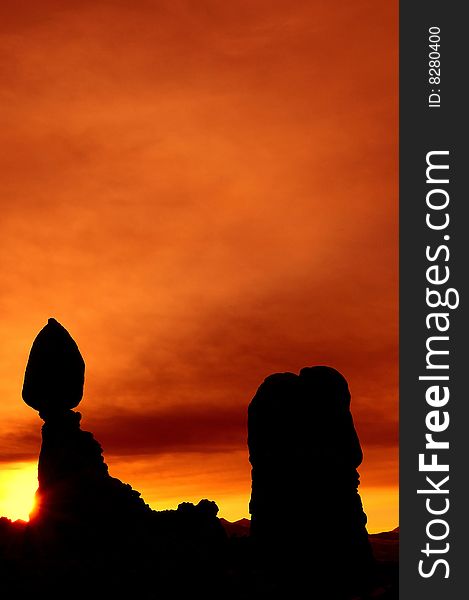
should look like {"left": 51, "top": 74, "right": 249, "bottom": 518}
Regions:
{"left": 0, "top": 319, "right": 397, "bottom": 599}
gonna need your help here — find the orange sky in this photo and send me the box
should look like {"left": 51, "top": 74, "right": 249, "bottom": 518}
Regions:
{"left": 0, "top": 1, "right": 397, "bottom": 532}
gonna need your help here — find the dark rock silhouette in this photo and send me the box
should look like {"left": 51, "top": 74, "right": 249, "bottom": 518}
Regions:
{"left": 0, "top": 321, "right": 397, "bottom": 599}
{"left": 24, "top": 319, "right": 153, "bottom": 545}
{"left": 248, "top": 366, "right": 374, "bottom": 598}
{"left": 12, "top": 318, "right": 227, "bottom": 597}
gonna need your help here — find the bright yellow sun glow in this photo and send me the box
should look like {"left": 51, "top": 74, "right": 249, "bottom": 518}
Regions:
{"left": 0, "top": 462, "right": 38, "bottom": 521}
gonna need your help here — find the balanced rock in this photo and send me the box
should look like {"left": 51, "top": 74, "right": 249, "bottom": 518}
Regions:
{"left": 20, "top": 318, "right": 226, "bottom": 592}
{"left": 22, "top": 318, "right": 85, "bottom": 416}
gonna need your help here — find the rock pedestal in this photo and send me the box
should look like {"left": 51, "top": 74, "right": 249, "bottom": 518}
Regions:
{"left": 32, "top": 410, "right": 152, "bottom": 539}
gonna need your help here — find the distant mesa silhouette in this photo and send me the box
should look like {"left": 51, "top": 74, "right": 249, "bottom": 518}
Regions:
{"left": 248, "top": 365, "right": 374, "bottom": 597}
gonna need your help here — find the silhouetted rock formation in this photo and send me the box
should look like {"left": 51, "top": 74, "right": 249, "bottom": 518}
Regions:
{"left": 17, "top": 318, "right": 227, "bottom": 596}
{"left": 248, "top": 366, "right": 374, "bottom": 598}
{"left": 0, "top": 320, "right": 393, "bottom": 598}
{"left": 23, "top": 319, "right": 152, "bottom": 551}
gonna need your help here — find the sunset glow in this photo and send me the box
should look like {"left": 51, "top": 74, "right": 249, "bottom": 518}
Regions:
{"left": 0, "top": 463, "right": 37, "bottom": 522}
{"left": 0, "top": 1, "right": 397, "bottom": 533}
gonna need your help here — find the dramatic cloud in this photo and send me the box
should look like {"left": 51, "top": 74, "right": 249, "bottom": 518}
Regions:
{"left": 0, "top": 426, "right": 41, "bottom": 464}
{"left": 0, "top": 397, "right": 397, "bottom": 465}
{"left": 0, "top": 0, "right": 397, "bottom": 530}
